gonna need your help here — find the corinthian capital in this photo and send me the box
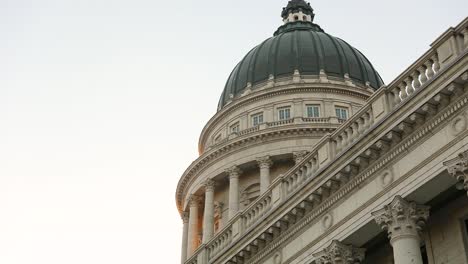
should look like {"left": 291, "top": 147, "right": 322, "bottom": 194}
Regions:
{"left": 225, "top": 166, "right": 242, "bottom": 179}
{"left": 188, "top": 195, "right": 202, "bottom": 208}
{"left": 443, "top": 150, "right": 468, "bottom": 192}
{"left": 257, "top": 156, "right": 273, "bottom": 169}
{"left": 204, "top": 179, "right": 215, "bottom": 192}
{"left": 293, "top": 150, "right": 309, "bottom": 164}
{"left": 371, "top": 196, "right": 430, "bottom": 243}
{"left": 182, "top": 211, "right": 189, "bottom": 224}
{"left": 313, "top": 240, "right": 366, "bottom": 264}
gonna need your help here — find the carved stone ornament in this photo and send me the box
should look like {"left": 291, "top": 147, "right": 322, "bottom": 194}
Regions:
{"left": 225, "top": 166, "right": 242, "bottom": 179}
{"left": 443, "top": 150, "right": 468, "bottom": 192}
{"left": 293, "top": 150, "right": 309, "bottom": 164}
{"left": 371, "top": 196, "right": 430, "bottom": 243}
{"left": 313, "top": 240, "right": 366, "bottom": 264}
{"left": 257, "top": 156, "right": 273, "bottom": 169}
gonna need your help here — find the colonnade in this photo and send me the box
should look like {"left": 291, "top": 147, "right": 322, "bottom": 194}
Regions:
{"left": 181, "top": 152, "right": 308, "bottom": 260}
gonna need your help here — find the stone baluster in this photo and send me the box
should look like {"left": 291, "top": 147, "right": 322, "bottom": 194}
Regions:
{"left": 425, "top": 60, "right": 435, "bottom": 79}
{"left": 399, "top": 83, "right": 408, "bottom": 100}
{"left": 257, "top": 156, "right": 273, "bottom": 194}
{"left": 372, "top": 196, "right": 430, "bottom": 264}
{"left": 432, "top": 54, "right": 440, "bottom": 73}
{"left": 392, "top": 86, "right": 402, "bottom": 106}
{"left": 313, "top": 240, "right": 366, "bottom": 264}
{"left": 187, "top": 195, "right": 202, "bottom": 257}
{"left": 406, "top": 77, "right": 415, "bottom": 96}
{"left": 203, "top": 179, "right": 216, "bottom": 243}
{"left": 226, "top": 166, "right": 242, "bottom": 219}
{"left": 418, "top": 66, "right": 428, "bottom": 85}
{"left": 412, "top": 72, "right": 421, "bottom": 90}
{"left": 463, "top": 28, "right": 468, "bottom": 48}
{"left": 181, "top": 212, "right": 189, "bottom": 263}
{"left": 443, "top": 150, "right": 468, "bottom": 194}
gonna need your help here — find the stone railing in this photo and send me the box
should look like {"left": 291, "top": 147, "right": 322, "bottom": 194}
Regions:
{"left": 206, "top": 225, "right": 233, "bottom": 260}
{"left": 237, "top": 126, "right": 259, "bottom": 136}
{"left": 185, "top": 17, "right": 468, "bottom": 264}
{"left": 302, "top": 117, "right": 331, "bottom": 123}
{"left": 267, "top": 118, "right": 295, "bottom": 128}
{"left": 242, "top": 189, "right": 273, "bottom": 230}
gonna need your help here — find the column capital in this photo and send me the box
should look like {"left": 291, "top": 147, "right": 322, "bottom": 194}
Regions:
{"left": 204, "top": 179, "right": 216, "bottom": 192}
{"left": 257, "top": 156, "right": 273, "bottom": 169}
{"left": 313, "top": 240, "right": 366, "bottom": 264}
{"left": 293, "top": 150, "right": 309, "bottom": 164}
{"left": 443, "top": 150, "right": 468, "bottom": 192}
{"left": 226, "top": 166, "right": 242, "bottom": 179}
{"left": 372, "top": 196, "right": 430, "bottom": 243}
{"left": 188, "top": 195, "right": 203, "bottom": 207}
{"left": 182, "top": 211, "right": 189, "bottom": 224}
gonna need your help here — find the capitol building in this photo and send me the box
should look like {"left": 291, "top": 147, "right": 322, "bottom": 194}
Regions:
{"left": 175, "top": 1, "right": 468, "bottom": 263}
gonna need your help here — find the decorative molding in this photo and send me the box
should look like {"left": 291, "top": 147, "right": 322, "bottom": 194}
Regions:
{"left": 450, "top": 115, "right": 468, "bottom": 135}
{"left": 443, "top": 150, "right": 468, "bottom": 192}
{"left": 313, "top": 240, "right": 365, "bottom": 264}
{"left": 273, "top": 252, "right": 282, "bottom": 264}
{"left": 379, "top": 169, "right": 394, "bottom": 187}
{"left": 322, "top": 213, "right": 334, "bottom": 231}
{"left": 371, "top": 196, "right": 430, "bottom": 243}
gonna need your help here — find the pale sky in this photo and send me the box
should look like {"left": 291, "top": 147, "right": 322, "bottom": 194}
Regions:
{"left": 0, "top": 0, "right": 466, "bottom": 263}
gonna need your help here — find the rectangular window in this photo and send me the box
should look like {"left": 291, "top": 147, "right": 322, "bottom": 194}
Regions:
{"left": 306, "top": 105, "right": 320, "bottom": 118}
{"left": 335, "top": 107, "right": 348, "bottom": 120}
{"left": 230, "top": 122, "right": 240, "bottom": 134}
{"left": 278, "top": 107, "right": 291, "bottom": 121}
{"left": 252, "top": 113, "right": 264, "bottom": 126}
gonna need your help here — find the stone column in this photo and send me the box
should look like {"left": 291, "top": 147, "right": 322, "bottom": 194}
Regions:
{"left": 313, "top": 240, "right": 366, "bottom": 264}
{"left": 226, "top": 166, "right": 242, "bottom": 219}
{"left": 187, "top": 195, "right": 202, "bottom": 257}
{"left": 443, "top": 150, "right": 468, "bottom": 194}
{"left": 181, "top": 212, "right": 189, "bottom": 263}
{"left": 202, "top": 179, "right": 215, "bottom": 243}
{"left": 293, "top": 150, "right": 308, "bottom": 164}
{"left": 372, "top": 196, "right": 430, "bottom": 264}
{"left": 257, "top": 156, "right": 273, "bottom": 194}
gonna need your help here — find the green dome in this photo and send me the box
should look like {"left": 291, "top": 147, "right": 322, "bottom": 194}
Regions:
{"left": 218, "top": 14, "right": 384, "bottom": 109}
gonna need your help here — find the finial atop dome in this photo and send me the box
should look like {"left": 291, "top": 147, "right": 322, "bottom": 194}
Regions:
{"left": 281, "top": 0, "right": 315, "bottom": 24}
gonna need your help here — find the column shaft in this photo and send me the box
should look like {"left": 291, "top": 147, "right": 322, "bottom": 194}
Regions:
{"left": 202, "top": 180, "right": 215, "bottom": 243}
{"left": 391, "top": 236, "right": 424, "bottom": 264}
{"left": 229, "top": 175, "right": 239, "bottom": 219}
{"left": 181, "top": 213, "right": 189, "bottom": 263}
{"left": 187, "top": 196, "right": 201, "bottom": 257}
{"left": 257, "top": 156, "right": 272, "bottom": 194}
{"left": 226, "top": 166, "right": 242, "bottom": 219}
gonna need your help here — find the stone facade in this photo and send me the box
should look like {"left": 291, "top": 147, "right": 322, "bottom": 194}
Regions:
{"left": 176, "top": 4, "right": 468, "bottom": 264}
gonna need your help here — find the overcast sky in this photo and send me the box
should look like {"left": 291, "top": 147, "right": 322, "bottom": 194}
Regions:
{"left": 0, "top": 0, "right": 467, "bottom": 263}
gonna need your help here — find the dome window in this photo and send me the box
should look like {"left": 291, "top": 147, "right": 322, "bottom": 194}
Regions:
{"left": 303, "top": 15, "right": 307, "bottom": 21}
{"left": 307, "top": 105, "right": 320, "bottom": 118}
{"left": 335, "top": 107, "right": 349, "bottom": 121}
{"left": 230, "top": 122, "right": 240, "bottom": 134}
{"left": 252, "top": 112, "right": 264, "bottom": 126}
{"left": 278, "top": 107, "right": 291, "bottom": 121}
{"left": 294, "top": 15, "right": 299, "bottom": 21}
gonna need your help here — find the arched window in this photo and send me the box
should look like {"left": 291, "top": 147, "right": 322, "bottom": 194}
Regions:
{"left": 294, "top": 16, "right": 299, "bottom": 21}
